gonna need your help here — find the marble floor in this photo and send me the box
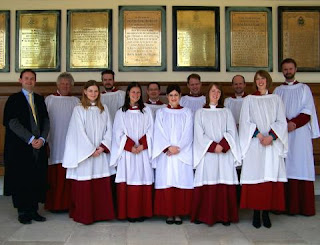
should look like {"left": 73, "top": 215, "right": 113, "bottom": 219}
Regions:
{"left": 0, "top": 195, "right": 318, "bottom": 245}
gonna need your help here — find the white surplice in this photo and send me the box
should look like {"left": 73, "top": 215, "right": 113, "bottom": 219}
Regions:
{"left": 45, "top": 95, "right": 80, "bottom": 165}
{"left": 224, "top": 97, "right": 245, "bottom": 125}
{"left": 100, "top": 90, "right": 126, "bottom": 123}
{"left": 194, "top": 106, "right": 241, "bottom": 187}
{"left": 274, "top": 83, "right": 320, "bottom": 181}
{"left": 144, "top": 103, "right": 167, "bottom": 120}
{"left": 152, "top": 107, "right": 194, "bottom": 189}
{"left": 180, "top": 95, "right": 206, "bottom": 116}
{"left": 62, "top": 105, "right": 116, "bottom": 180}
{"left": 110, "top": 106, "right": 154, "bottom": 185}
{"left": 239, "top": 94, "right": 288, "bottom": 184}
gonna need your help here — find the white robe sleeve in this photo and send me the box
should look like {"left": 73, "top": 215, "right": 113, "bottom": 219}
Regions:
{"left": 224, "top": 109, "right": 242, "bottom": 166}
{"left": 110, "top": 109, "right": 127, "bottom": 167}
{"left": 144, "top": 107, "right": 154, "bottom": 161}
{"left": 239, "top": 96, "right": 258, "bottom": 160}
{"left": 193, "top": 110, "right": 214, "bottom": 168}
{"left": 100, "top": 107, "right": 113, "bottom": 151}
{"left": 62, "top": 106, "right": 96, "bottom": 169}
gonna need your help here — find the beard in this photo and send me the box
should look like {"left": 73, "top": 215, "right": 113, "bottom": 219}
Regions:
{"left": 284, "top": 72, "right": 295, "bottom": 80}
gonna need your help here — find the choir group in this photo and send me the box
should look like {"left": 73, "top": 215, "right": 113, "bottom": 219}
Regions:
{"left": 3, "top": 58, "right": 319, "bottom": 229}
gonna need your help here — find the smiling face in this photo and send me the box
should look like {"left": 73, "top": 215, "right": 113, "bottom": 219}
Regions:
{"left": 129, "top": 86, "right": 141, "bottom": 105}
{"left": 167, "top": 90, "right": 181, "bottom": 107}
{"left": 57, "top": 78, "right": 72, "bottom": 96}
{"left": 19, "top": 71, "right": 36, "bottom": 92}
{"left": 84, "top": 85, "right": 99, "bottom": 103}
{"left": 187, "top": 78, "right": 202, "bottom": 96}
{"left": 255, "top": 74, "right": 267, "bottom": 91}
{"left": 282, "top": 62, "right": 297, "bottom": 82}
{"left": 232, "top": 75, "right": 246, "bottom": 96}
{"left": 209, "top": 85, "right": 221, "bottom": 105}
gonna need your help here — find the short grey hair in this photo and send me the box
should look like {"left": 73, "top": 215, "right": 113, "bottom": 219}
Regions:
{"left": 56, "top": 72, "right": 74, "bottom": 86}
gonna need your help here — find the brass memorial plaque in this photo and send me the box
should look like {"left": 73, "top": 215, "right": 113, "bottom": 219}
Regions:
{"left": 18, "top": 12, "right": 58, "bottom": 70}
{"left": 0, "top": 13, "right": 6, "bottom": 69}
{"left": 282, "top": 12, "right": 320, "bottom": 68}
{"left": 177, "top": 10, "right": 215, "bottom": 67}
{"left": 123, "top": 10, "right": 161, "bottom": 66}
{"left": 70, "top": 11, "right": 109, "bottom": 69}
{"left": 231, "top": 12, "right": 268, "bottom": 67}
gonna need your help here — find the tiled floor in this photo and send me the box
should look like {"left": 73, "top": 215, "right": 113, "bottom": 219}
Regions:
{"left": 0, "top": 176, "right": 319, "bottom": 244}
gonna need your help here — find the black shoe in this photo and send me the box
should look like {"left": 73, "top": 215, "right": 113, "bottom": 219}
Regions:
{"left": 166, "top": 218, "right": 174, "bottom": 225}
{"left": 128, "top": 218, "right": 136, "bottom": 223}
{"left": 18, "top": 214, "right": 32, "bottom": 224}
{"left": 222, "top": 222, "right": 231, "bottom": 226}
{"left": 194, "top": 220, "right": 202, "bottom": 224}
{"left": 252, "top": 210, "right": 261, "bottom": 229}
{"left": 174, "top": 218, "right": 183, "bottom": 225}
{"left": 31, "top": 212, "right": 46, "bottom": 222}
{"left": 262, "top": 211, "right": 272, "bottom": 228}
{"left": 136, "top": 217, "right": 145, "bottom": 222}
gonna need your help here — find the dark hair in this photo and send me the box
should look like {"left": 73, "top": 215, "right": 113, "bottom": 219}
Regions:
{"left": 204, "top": 83, "right": 224, "bottom": 108}
{"left": 232, "top": 75, "right": 245, "bottom": 84}
{"left": 20, "top": 69, "right": 36, "bottom": 80}
{"left": 81, "top": 80, "right": 104, "bottom": 113}
{"left": 147, "top": 82, "right": 160, "bottom": 90}
{"left": 187, "top": 73, "right": 201, "bottom": 83}
{"left": 280, "top": 58, "right": 297, "bottom": 69}
{"left": 166, "top": 84, "right": 181, "bottom": 95}
{"left": 122, "top": 82, "right": 145, "bottom": 113}
{"left": 101, "top": 69, "right": 115, "bottom": 80}
{"left": 253, "top": 70, "right": 273, "bottom": 90}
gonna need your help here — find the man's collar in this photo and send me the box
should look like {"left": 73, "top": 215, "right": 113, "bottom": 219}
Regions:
{"left": 102, "top": 87, "right": 118, "bottom": 93}
{"left": 282, "top": 80, "right": 299, "bottom": 86}
{"left": 231, "top": 92, "right": 247, "bottom": 99}
{"left": 146, "top": 99, "right": 164, "bottom": 105}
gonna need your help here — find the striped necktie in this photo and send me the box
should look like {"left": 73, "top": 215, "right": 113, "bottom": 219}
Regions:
{"left": 28, "top": 93, "right": 37, "bottom": 125}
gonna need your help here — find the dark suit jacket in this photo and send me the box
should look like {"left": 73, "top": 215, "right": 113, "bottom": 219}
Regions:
{"left": 3, "top": 91, "right": 50, "bottom": 205}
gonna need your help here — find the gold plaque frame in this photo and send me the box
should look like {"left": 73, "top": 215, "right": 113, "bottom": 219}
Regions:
{"left": 119, "top": 6, "right": 166, "bottom": 72}
{"left": 16, "top": 10, "right": 60, "bottom": 72}
{"left": 278, "top": 6, "right": 320, "bottom": 72}
{"left": 226, "top": 7, "right": 273, "bottom": 72}
{"left": 67, "top": 9, "right": 112, "bottom": 71}
{"left": 173, "top": 6, "right": 220, "bottom": 71}
{"left": 0, "top": 10, "right": 10, "bottom": 72}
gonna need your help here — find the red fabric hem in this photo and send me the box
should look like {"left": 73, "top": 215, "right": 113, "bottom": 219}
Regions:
{"left": 100, "top": 143, "right": 110, "bottom": 153}
{"left": 286, "top": 179, "right": 315, "bottom": 216}
{"left": 154, "top": 187, "right": 193, "bottom": 217}
{"left": 289, "top": 113, "right": 311, "bottom": 129}
{"left": 138, "top": 135, "right": 148, "bottom": 150}
{"left": 45, "top": 164, "right": 71, "bottom": 211}
{"left": 69, "top": 177, "right": 115, "bottom": 225}
{"left": 124, "top": 136, "right": 135, "bottom": 152}
{"left": 191, "top": 184, "right": 238, "bottom": 225}
{"left": 240, "top": 182, "right": 285, "bottom": 211}
{"left": 219, "top": 137, "right": 230, "bottom": 153}
{"left": 116, "top": 183, "right": 153, "bottom": 219}
{"left": 207, "top": 141, "right": 217, "bottom": 153}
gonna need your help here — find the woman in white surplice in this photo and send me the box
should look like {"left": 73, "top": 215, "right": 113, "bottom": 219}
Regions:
{"left": 110, "top": 82, "right": 154, "bottom": 222}
{"left": 191, "top": 83, "right": 241, "bottom": 226}
{"left": 152, "top": 84, "right": 194, "bottom": 225}
{"left": 239, "top": 70, "right": 288, "bottom": 229}
{"left": 63, "top": 80, "right": 116, "bottom": 225}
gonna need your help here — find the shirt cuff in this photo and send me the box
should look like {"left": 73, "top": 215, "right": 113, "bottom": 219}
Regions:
{"left": 252, "top": 128, "right": 260, "bottom": 138}
{"left": 28, "top": 135, "right": 35, "bottom": 145}
{"left": 268, "top": 129, "right": 278, "bottom": 140}
{"left": 100, "top": 143, "right": 110, "bottom": 153}
{"left": 138, "top": 135, "right": 148, "bottom": 150}
{"left": 124, "top": 136, "right": 135, "bottom": 152}
{"left": 39, "top": 137, "right": 45, "bottom": 145}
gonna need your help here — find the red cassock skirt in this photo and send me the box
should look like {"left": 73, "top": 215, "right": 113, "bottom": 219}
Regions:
{"left": 45, "top": 163, "right": 71, "bottom": 211}
{"left": 69, "top": 176, "right": 115, "bottom": 225}
{"left": 116, "top": 183, "right": 153, "bottom": 219}
{"left": 154, "top": 187, "right": 193, "bottom": 217}
{"left": 286, "top": 179, "right": 315, "bottom": 216}
{"left": 191, "top": 184, "right": 239, "bottom": 226}
{"left": 240, "top": 181, "right": 285, "bottom": 211}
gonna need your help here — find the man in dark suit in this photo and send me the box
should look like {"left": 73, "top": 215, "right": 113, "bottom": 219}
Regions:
{"left": 3, "top": 69, "right": 50, "bottom": 224}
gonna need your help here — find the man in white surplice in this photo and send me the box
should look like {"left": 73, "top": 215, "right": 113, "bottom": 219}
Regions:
{"left": 180, "top": 73, "right": 206, "bottom": 116}
{"left": 44, "top": 72, "right": 79, "bottom": 211}
{"left": 144, "top": 82, "right": 166, "bottom": 119}
{"left": 274, "top": 58, "right": 320, "bottom": 216}
{"left": 100, "top": 70, "right": 125, "bottom": 123}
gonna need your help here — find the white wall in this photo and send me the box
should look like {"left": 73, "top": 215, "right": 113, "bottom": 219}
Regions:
{"left": 1, "top": 0, "right": 319, "bottom": 83}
